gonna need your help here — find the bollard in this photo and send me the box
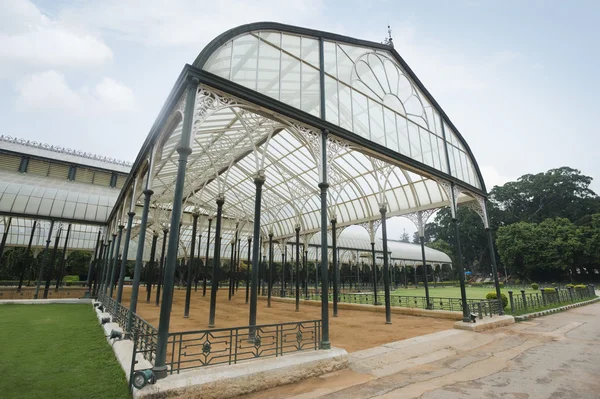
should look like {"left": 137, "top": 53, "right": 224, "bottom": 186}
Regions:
{"left": 541, "top": 288, "right": 546, "bottom": 306}
{"left": 568, "top": 286, "right": 574, "bottom": 301}
{"left": 555, "top": 287, "right": 560, "bottom": 304}
{"left": 521, "top": 289, "right": 527, "bottom": 309}
{"left": 508, "top": 290, "right": 514, "bottom": 313}
{"left": 477, "top": 302, "right": 483, "bottom": 319}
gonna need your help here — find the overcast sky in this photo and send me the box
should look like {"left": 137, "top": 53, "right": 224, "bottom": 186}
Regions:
{"left": 1, "top": 0, "right": 598, "bottom": 240}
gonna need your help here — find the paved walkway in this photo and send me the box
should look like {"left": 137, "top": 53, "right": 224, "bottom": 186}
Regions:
{"left": 239, "top": 302, "right": 600, "bottom": 399}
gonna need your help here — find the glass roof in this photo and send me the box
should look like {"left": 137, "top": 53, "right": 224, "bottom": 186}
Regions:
{"left": 0, "top": 169, "right": 116, "bottom": 224}
{"left": 201, "top": 28, "right": 482, "bottom": 189}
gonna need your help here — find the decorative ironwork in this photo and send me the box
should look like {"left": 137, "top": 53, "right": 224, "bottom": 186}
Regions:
{"left": 129, "top": 320, "right": 321, "bottom": 374}
{"left": 0, "top": 135, "right": 132, "bottom": 167}
{"left": 404, "top": 209, "right": 438, "bottom": 237}
{"left": 357, "top": 220, "right": 381, "bottom": 243}
{"left": 458, "top": 194, "right": 489, "bottom": 228}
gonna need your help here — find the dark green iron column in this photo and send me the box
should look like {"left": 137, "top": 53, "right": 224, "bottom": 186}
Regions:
{"left": 146, "top": 231, "right": 158, "bottom": 302}
{"left": 371, "top": 241, "right": 379, "bottom": 305}
{"left": 104, "top": 233, "right": 117, "bottom": 295}
{"left": 318, "top": 174, "right": 331, "bottom": 348}
{"left": 154, "top": 77, "right": 198, "bottom": 379}
{"left": 249, "top": 173, "right": 265, "bottom": 329}
{"left": 304, "top": 246, "right": 308, "bottom": 298}
{"left": 295, "top": 226, "right": 300, "bottom": 311}
{"left": 155, "top": 228, "right": 168, "bottom": 305}
{"left": 99, "top": 238, "right": 111, "bottom": 294}
{"left": 245, "top": 237, "right": 251, "bottom": 304}
{"left": 55, "top": 223, "right": 71, "bottom": 290}
{"left": 0, "top": 217, "right": 11, "bottom": 265}
{"left": 331, "top": 218, "right": 338, "bottom": 317}
{"left": 110, "top": 225, "right": 124, "bottom": 298}
{"left": 184, "top": 212, "right": 199, "bottom": 317}
{"left": 44, "top": 226, "right": 63, "bottom": 299}
{"left": 450, "top": 184, "right": 470, "bottom": 322}
{"left": 92, "top": 239, "right": 106, "bottom": 297}
{"left": 281, "top": 243, "right": 286, "bottom": 297}
{"left": 208, "top": 195, "right": 225, "bottom": 328}
{"left": 419, "top": 236, "right": 432, "bottom": 309}
{"left": 267, "top": 232, "right": 273, "bottom": 307}
{"left": 203, "top": 217, "right": 212, "bottom": 297}
{"left": 403, "top": 261, "right": 407, "bottom": 287}
{"left": 127, "top": 187, "right": 154, "bottom": 331}
{"left": 228, "top": 240, "right": 234, "bottom": 300}
{"left": 236, "top": 237, "right": 241, "bottom": 292}
{"left": 195, "top": 232, "right": 202, "bottom": 292}
{"left": 485, "top": 200, "right": 504, "bottom": 315}
{"left": 34, "top": 220, "right": 54, "bottom": 299}
{"left": 86, "top": 228, "right": 101, "bottom": 296}
{"left": 380, "top": 205, "right": 392, "bottom": 324}
{"left": 116, "top": 211, "right": 135, "bottom": 304}
{"left": 18, "top": 220, "right": 37, "bottom": 291}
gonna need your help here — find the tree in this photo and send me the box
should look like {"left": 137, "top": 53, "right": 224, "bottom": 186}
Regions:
{"left": 399, "top": 229, "right": 410, "bottom": 243}
{"left": 496, "top": 218, "right": 582, "bottom": 281}
{"left": 489, "top": 167, "right": 600, "bottom": 225}
{"left": 65, "top": 250, "right": 92, "bottom": 279}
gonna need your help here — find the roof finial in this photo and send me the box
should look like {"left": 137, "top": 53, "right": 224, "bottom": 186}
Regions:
{"left": 383, "top": 24, "right": 394, "bottom": 48}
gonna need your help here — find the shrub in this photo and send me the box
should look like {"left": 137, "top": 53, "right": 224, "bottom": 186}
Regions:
{"left": 64, "top": 275, "right": 79, "bottom": 283}
{"left": 514, "top": 279, "right": 521, "bottom": 285}
{"left": 486, "top": 292, "right": 508, "bottom": 308}
{"left": 574, "top": 284, "right": 588, "bottom": 290}
{"left": 531, "top": 283, "right": 539, "bottom": 290}
{"left": 552, "top": 282, "right": 558, "bottom": 287}
{"left": 542, "top": 288, "right": 557, "bottom": 293}
{"left": 566, "top": 283, "right": 575, "bottom": 289}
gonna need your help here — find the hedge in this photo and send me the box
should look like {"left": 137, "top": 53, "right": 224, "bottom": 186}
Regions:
{"left": 486, "top": 292, "right": 508, "bottom": 308}
{"left": 531, "top": 283, "right": 539, "bottom": 290}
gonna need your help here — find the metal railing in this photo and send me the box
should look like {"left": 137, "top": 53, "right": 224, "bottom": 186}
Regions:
{"left": 97, "top": 292, "right": 158, "bottom": 364}
{"left": 132, "top": 320, "right": 321, "bottom": 375}
{"left": 508, "top": 285, "right": 596, "bottom": 314}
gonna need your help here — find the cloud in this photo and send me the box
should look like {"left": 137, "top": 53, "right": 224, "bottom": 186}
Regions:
{"left": 480, "top": 165, "right": 515, "bottom": 190}
{"left": 16, "top": 70, "right": 135, "bottom": 114}
{"left": 59, "top": 0, "right": 326, "bottom": 47}
{"left": 0, "top": 0, "right": 112, "bottom": 77}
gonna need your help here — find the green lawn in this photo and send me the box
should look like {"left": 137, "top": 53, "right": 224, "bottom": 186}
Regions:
{"left": 0, "top": 304, "right": 130, "bottom": 399}
{"left": 390, "top": 286, "right": 538, "bottom": 299}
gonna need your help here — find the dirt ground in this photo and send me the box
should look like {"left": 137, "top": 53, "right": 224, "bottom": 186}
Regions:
{"left": 121, "top": 286, "right": 454, "bottom": 353}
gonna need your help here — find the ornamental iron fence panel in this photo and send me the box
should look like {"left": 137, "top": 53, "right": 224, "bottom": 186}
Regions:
{"left": 131, "top": 320, "right": 321, "bottom": 375}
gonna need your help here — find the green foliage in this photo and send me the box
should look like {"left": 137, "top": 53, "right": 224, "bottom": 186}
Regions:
{"left": 486, "top": 292, "right": 508, "bottom": 308}
{"left": 574, "top": 284, "right": 588, "bottom": 290}
{"left": 566, "top": 283, "right": 575, "bottom": 289}
{"left": 531, "top": 283, "right": 539, "bottom": 290}
{"left": 514, "top": 279, "right": 521, "bottom": 285}
{"left": 63, "top": 275, "right": 79, "bottom": 282}
{"left": 542, "top": 288, "right": 557, "bottom": 293}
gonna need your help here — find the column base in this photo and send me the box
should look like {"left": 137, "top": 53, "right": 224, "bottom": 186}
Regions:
{"left": 153, "top": 365, "right": 168, "bottom": 380}
{"left": 208, "top": 324, "right": 215, "bottom": 328}
{"left": 385, "top": 321, "right": 392, "bottom": 325}
{"left": 321, "top": 341, "right": 331, "bottom": 350}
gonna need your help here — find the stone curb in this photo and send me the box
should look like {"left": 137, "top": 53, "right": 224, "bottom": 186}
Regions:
{"left": 514, "top": 297, "right": 600, "bottom": 321}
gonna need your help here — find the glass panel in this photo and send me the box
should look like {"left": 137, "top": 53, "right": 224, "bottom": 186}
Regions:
{"left": 281, "top": 34, "right": 301, "bottom": 58}
{"left": 257, "top": 34, "right": 281, "bottom": 100}
{"left": 301, "top": 37, "right": 319, "bottom": 68}
{"left": 325, "top": 75, "right": 339, "bottom": 125}
{"left": 419, "top": 128, "right": 433, "bottom": 167}
{"left": 301, "top": 64, "right": 320, "bottom": 116}
{"left": 368, "top": 99, "right": 385, "bottom": 146}
{"left": 338, "top": 85, "right": 353, "bottom": 131}
{"left": 408, "top": 122, "right": 422, "bottom": 162}
{"left": 351, "top": 89, "right": 369, "bottom": 139}
{"left": 438, "top": 136, "right": 448, "bottom": 173}
{"left": 336, "top": 44, "right": 355, "bottom": 86}
{"left": 231, "top": 34, "right": 259, "bottom": 90}
{"left": 397, "top": 117, "right": 410, "bottom": 156}
{"left": 203, "top": 40, "right": 232, "bottom": 79}
{"left": 383, "top": 107, "right": 398, "bottom": 153}
{"left": 280, "top": 52, "right": 301, "bottom": 109}
{"left": 323, "top": 41, "right": 337, "bottom": 77}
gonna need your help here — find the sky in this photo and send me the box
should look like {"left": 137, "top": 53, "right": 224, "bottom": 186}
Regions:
{"left": 1, "top": 0, "right": 599, "bottom": 240}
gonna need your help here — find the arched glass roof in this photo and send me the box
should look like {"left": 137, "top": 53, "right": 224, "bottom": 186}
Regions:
{"left": 110, "top": 23, "right": 487, "bottom": 246}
